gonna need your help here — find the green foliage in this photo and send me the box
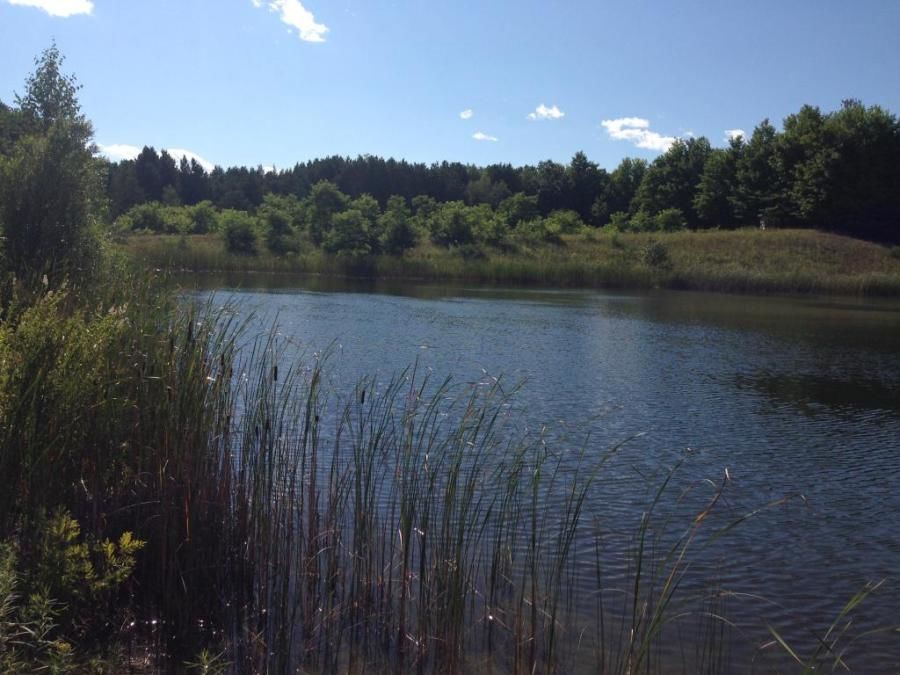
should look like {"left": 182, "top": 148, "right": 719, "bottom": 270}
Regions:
{"left": 189, "top": 201, "right": 218, "bottom": 234}
{"left": 513, "top": 218, "right": 561, "bottom": 245}
{"left": 307, "top": 180, "right": 348, "bottom": 245}
{"left": 184, "top": 648, "right": 230, "bottom": 674}
{"left": 606, "top": 157, "right": 648, "bottom": 216}
{"left": 1, "top": 511, "right": 143, "bottom": 672}
{"left": 429, "top": 201, "right": 475, "bottom": 247}
{"left": 464, "top": 172, "right": 511, "bottom": 207}
{"left": 0, "top": 44, "right": 100, "bottom": 287}
{"left": 467, "top": 203, "right": 506, "bottom": 247}
{"left": 734, "top": 120, "right": 783, "bottom": 225}
{"left": 641, "top": 238, "right": 671, "bottom": 268}
{"left": 26, "top": 510, "right": 144, "bottom": 637}
{"left": 15, "top": 43, "right": 86, "bottom": 135}
{"left": 694, "top": 144, "right": 741, "bottom": 228}
{"left": 567, "top": 151, "right": 608, "bottom": 222}
{"left": 498, "top": 192, "right": 540, "bottom": 227}
{"left": 628, "top": 210, "right": 655, "bottom": 232}
{"left": 608, "top": 211, "right": 630, "bottom": 231}
{"left": 634, "top": 138, "right": 712, "bottom": 227}
{"left": 0, "top": 542, "right": 73, "bottom": 674}
{"left": 259, "top": 193, "right": 303, "bottom": 254}
{"left": 323, "top": 209, "right": 372, "bottom": 256}
{"left": 0, "top": 121, "right": 101, "bottom": 284}
{"left": 544, "top": 209, "right": 585, "bottom": 235}
{"left": 221, "top": 210, "right": 259, "bottom": 255}
{"left": 379, "top": 196, "right": 417, "bottom": 255}
{"left": 654, "top": 208, "right": 687, "bottom": 232}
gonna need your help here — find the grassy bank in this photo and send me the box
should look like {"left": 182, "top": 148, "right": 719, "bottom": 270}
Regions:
{"left": 121, "top": 228, "right": 900, "bottom": 297}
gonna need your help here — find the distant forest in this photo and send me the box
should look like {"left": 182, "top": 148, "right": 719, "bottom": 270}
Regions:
{"left": 3, "top": 96, "right": 899, "bottom": 252}
{"left": 94, "top": 99, "right": 900, "bottom": 244}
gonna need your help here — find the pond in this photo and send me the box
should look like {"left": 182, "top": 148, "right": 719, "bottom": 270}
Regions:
{"left": 190, "top": 273, "right": 900, "bottom": 672}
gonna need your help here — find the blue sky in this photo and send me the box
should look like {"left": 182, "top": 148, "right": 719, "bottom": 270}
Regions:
{"left": 2, "top": 0, "right": 899, "bottom": 172}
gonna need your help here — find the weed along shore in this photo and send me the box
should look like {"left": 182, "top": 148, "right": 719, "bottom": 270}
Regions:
{"left": 122, "top": 227, "right": 900, "bottom": 297}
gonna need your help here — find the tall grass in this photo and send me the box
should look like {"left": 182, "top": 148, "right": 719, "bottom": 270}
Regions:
{"left": 122, "top": 228, "right": 900, "bottom": 297}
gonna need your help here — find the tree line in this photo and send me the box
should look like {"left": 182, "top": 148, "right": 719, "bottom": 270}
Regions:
{"left": 102, "top": 100, "right": 900, "bottom": 245}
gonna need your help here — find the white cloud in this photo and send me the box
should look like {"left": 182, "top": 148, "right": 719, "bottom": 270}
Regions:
{"left": 97, "top": 144, "right": 216, "bottom": 173}
{"left": 527, "top": 103, "right": 565, "bottom": 121}
{"left": 725, "top": 128, "right": 746, "bottom": 142}
{"left": 601, "top": 117, "right": 676, "bottom": 152}
{"left": 165, "top": 148, "right": 216, "bottom": 173}
{"left": 97, "top": 143, "right": 141, "bottom": 162}
{"left": 253, "top": 0, "right": 328, "bottom": 43}
{"left": 472, "top": 131, "right": 498, "bottom": 142}
{"left": 459, "top": 109, "right": 473, "bottom": 120}
{"left": 6, "top": 0, "right": 93, "bottom": 17}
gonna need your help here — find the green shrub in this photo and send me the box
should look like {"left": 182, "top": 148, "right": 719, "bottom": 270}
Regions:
{"left": 189, "top": 201, "right": 219, "bottom": 234}
{"left": 655, "top": 207, "right": 687, "bottom": 232}
{"left": 514, "top": 218, "right": 562, "bottom": 244}
{"left": 608, "top": 211, "right": 630, "bottom": 230}
{"left": 221, "top": 211, "right": 259, "bottom": 255}
{"left": 544, "top": 209, "right": 585, "bottom": 234}
{"left": 641, "top": 238, "right": 670, "bottom": 267}
{"left": 323, "top": 209, "right": 372, "bottom": 256}
{"left": 429, "top": 201, "right": 475, "bottom": 247}
{"left": 379, "top": 197, "right": 418, "bottom": 256}
{"left": 629, "top": 210, "right": 655, "bottom": 232}
{"left": 27, "top": 510, "right": 144, "bottom": 639}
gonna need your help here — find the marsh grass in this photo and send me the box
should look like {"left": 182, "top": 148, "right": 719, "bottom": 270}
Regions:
{"left": 122, "top": 228, "right": 900, "bottom": 297}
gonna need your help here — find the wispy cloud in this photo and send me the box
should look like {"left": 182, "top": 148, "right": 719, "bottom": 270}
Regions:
{"left": 459, "top": 109, "right": 473, "bottom": 120}
{"left": 6, "top": 0, "right": 93, "bottom": 17}
{"left": 725, "top": 128, "right": 746, "bottom": 142}
{"left": 167, "top": 148, "right": 215, "bottom": 173}
{"left": 601, "top": 117, "right": 676, "bottom": 152}
{"left": 253, "top": 0, "right": 328, "bottom": 43}
{"left": 97, "top": 143, "right": 216, "bottom": 173}
{"left": 527, "top": 103, "right": 565, "bottom": 121}
{"left": 97, "top": 144, "right": 141, "bottom": 162}
{"left": 472, "top": 131, "right": 498, "bottom": 142}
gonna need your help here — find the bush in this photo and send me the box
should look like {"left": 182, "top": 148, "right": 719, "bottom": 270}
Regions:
{"left": 641, "top": 238, "right": 670, "bottom": 267}
{"left": 544, "top": 209, "right": 585, "bottom": 234}
{"left": 628, "top": 210, "right": 655, "bottom": 232}
{"left": 323, "top": 209, "right": 371, "bottom": 256}
{"left": 429, "top": 202, "right": 475, "bottom": 247}
{"left": 189, "top": 201, "right": 218, "bottom": 234}
{"left": 514, "top": 218, "right": 561, "bottom": 244}
{"left": 890, "top": 245, "right": 900, "bottom": 260}
{"left": 379, "top": 198, "right": 418, "bottom": 256}
{"left": 655, "top": 208, "right": 687, "bottom": 232}
{"left": 608, "top": 211, "right": 630, "bottom": 230}
{"left": 454, "top": 242, "right": 486, "bottom": 260}
{"left": 221, "top": 211, "right": 259, "bottom": 255}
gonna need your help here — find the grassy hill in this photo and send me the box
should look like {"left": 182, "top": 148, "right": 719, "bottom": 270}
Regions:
{"left": 121, "top": 228, "right": 900, "bottom": 297}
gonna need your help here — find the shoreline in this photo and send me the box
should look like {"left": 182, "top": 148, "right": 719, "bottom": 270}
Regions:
{"left": 120, "top": 228, "right": 900, "bottom": 299}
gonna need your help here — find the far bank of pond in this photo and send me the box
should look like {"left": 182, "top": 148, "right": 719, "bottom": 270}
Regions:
{"left": 123, "top": 227, "right": 900, "bottom": 297}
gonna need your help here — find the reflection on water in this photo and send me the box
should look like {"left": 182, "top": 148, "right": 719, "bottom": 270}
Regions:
{"left": 184, "top": 273, "right": 900, "bottom": 672}
{"left": 737, "top": 371, "right": 900, "bottom": 416}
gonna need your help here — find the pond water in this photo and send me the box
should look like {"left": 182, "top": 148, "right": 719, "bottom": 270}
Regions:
{"left": 191, "top": 273, "right": 900, "bottom": 672}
